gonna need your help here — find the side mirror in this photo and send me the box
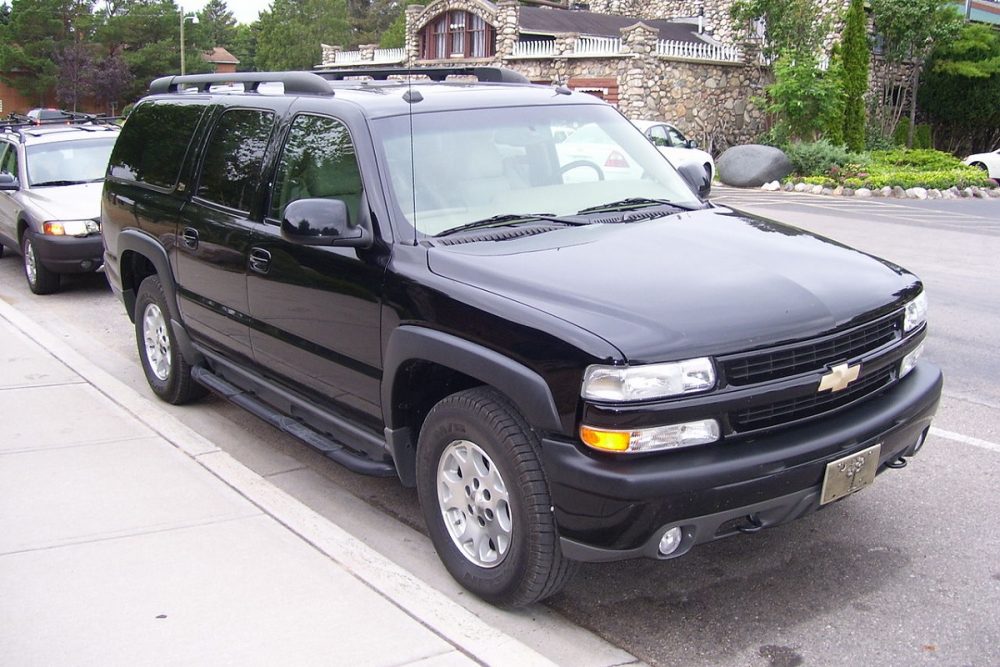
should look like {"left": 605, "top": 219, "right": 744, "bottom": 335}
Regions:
{"left": 685, "top": 139, "right": 699, "bottom": 149}
{"left": 677, "top": 162, "right": 711, "bottom": 200}
{"left": 280, "top": 198, "right": 371, "bottom": 248}
{"left": 0, "top": 173, "right": 18, "bottom": 191}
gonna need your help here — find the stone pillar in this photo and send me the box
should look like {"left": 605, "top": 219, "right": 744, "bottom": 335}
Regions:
{"left": 618, "top": 23, "right": 660, "bottom": 119}
{"left": 554, "top": 32, "right": 580, "bottom": 57}
{"left": 359, "top": 44, "right": 377, "bottom": 62}
{"left": 405, "top": 4, "right": 425, "bottom": 65}
{"left": 320, "top": 44, "right": 341, "bottom": 67}
{"left": 495, "top": 0, "right": 520, "bottom": 60}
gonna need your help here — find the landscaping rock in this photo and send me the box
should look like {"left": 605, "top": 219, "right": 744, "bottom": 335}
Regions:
{"left": 856, "top": 188, "right": 872, "bottom": 198}
{"left": 821, "top": 187, "right": 834, "bottom": 196}
{"left": 988, "top": 189, "right": 1000, "bottom": 199}
{"left": 947, "top": 186, "right": 961, "bottom": 198}
{"left": 843, "top": 188, "right": 855, "bottom": 196}
{"left": 881, "top": 187, "right": 893, "bottom": 198}
{"left": 761, "top": 180, "right": 781, "bottom": 191}
{"left": 784, "top": 182, "right": 795, "bottom": 192}
{"left": 892, "top": 186, "right": 906, "bottom": 198}
{"left": 794, "top": 182, "right": 808, "bottom": 192}
{"left": 972, "top": 187, "right": 987, "bottom": 199}
{"left": 928, "top": 189, "right": 941, "bottom": 199}
{"left": 962, "top": 187, "right": 974, "bottom": 198}
{"left": 912, "top": 187, "right": 928, "bottom": 200}
{"left": 833, "top": 186, "right": 844, "bottom": 196}
{"left": 717, "top": 145, "right": 794, "bottom": 188}
{"left": 811, "top": 185, "right": 824, "bottom": 195}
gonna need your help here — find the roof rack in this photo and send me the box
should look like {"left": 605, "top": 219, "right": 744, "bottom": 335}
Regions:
{"left": 316, "top": 66, "right": 530, "bottom": 84}
{"left": 3, "top": 110, "right": 117, "bottom": 127}
{"left": 148, "top": 72, "right": 334, "bottom": 96}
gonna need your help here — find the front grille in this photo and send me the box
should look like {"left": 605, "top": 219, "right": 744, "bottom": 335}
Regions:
{"left": 723, "top": 314, "right": 900, "bottom": 386}
{"left": 730, "top": 365, "right": 896, "bottom": 432}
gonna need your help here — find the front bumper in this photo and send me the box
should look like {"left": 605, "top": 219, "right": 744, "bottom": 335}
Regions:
{"left": 541, "top": 361, "right": 942, "bottom": 561}
{"left": 32, "top": 233, "right": 104, "bottom": 273}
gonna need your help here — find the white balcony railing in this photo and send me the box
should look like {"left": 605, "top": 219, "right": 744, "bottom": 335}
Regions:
{"left": 512, "top": 40, "right": 556, "bottom": 58}
{"left": 574, "top": 36, "right": 621, "bottom": 56}
{"left": 333, "top": 48, "right": 405, "bottom": 65}
{"left": 655, "top": 39, "right": 743, "bottom": 63}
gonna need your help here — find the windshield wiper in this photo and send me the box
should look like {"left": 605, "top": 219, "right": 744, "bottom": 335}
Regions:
{"left": 436, "top": 213, "right": 578, "bottom": 237}
{"left": 576, "top": 197, "right": 698, "bottom": 214}
{"left": 32, "top": 179, "right": 87, "bottom": 187}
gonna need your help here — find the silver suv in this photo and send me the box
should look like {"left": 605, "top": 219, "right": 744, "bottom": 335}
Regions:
{"left": 0, "top": 121, "right": 119, "bottom": 294}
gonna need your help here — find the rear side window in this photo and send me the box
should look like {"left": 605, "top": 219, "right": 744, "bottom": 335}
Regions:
{"left": 196, "top": 109, "right": 274, "bottom": 212}
{"left": 108, "top": 101, "right": 206, "bottom": 189}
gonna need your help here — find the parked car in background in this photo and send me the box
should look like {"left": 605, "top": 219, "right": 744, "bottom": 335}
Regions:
{"left": 963, "top": 149, "right": 1000, "bottom": 181}
{"left": 631, "top": 119, "right": 715, "bottom": 183}
{"left": 0, "top": 121, "right": 119, "bottom": 293}
{"left": 25, "top": 108, "right": 75, "bottom": 124}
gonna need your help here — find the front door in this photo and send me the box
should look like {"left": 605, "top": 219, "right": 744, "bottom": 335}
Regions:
{"left": 246, "top": 112, "right": 387, "bottom": 429}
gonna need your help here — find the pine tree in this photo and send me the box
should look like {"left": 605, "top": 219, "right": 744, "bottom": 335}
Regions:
{"left": 841, "top": 0, "right": 869, "bottom": 152}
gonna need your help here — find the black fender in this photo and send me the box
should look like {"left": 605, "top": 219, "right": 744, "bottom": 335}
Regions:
{"left": 116, "top": 228, "right": 202, "bottom": 367}
{"left": 382, "top": 326, "right": 563, "bottom": 433}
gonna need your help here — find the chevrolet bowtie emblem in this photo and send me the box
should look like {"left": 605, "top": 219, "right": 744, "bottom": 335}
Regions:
{"left": 818, "top": 363, "right": 861, "bottom": 393}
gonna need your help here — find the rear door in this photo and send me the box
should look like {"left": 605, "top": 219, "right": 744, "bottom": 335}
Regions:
{"left": 0, "top": 140, "right": 21, "bottom": 247}
{"left": 175, "top": 107, "right": 277, "bottom": 360}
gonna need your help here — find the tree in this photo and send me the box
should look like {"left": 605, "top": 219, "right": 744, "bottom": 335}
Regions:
{"left": 347, "top": 0, "right": 399, "bottom": 47}
{"left": 0, "top": 0, "right": 94, "bottom": 105}
{"left": 731, "top": 0, "right": 830, "bottom": 61}
{"left": 196, "top": 0, "right": 236, "bottom": 49}
{"left": 840, "top": 0, "right": 869, "bottom": 152}
{"left": 766, "top": 50, "right": 842, "bottom": 142}
{"left": 869, "top": 0, "right": 963, "bottom": 147}
{"left": 920, "top": 22, "right": 1000, "bottom": 154}
{"left": 230, "top": 22, "right": 259, "bottom": 71}
{"left": 255, "top": 0, "right": 350, "bottom": 71}
{"left": 54, "top": 40, "right": 94, "bottom": 110}
{"left": 90, "top": 51, "right": 133, "bottom": 115}
{"left": 379, "top": 7, "right": 405, "bottom": 49}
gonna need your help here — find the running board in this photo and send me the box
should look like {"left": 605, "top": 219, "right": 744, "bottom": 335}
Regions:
{"left": 192, "top": 366, "right": 397, "bottom": 477}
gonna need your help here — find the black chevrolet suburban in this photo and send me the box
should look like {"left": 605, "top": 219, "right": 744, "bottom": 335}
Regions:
{"left": 101, "top": 68, "right": 942, "bottom": 607}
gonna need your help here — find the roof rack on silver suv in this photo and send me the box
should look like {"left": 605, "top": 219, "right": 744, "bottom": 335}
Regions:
{"left": 316, "top": 66, "right": 530, "bottom": 83}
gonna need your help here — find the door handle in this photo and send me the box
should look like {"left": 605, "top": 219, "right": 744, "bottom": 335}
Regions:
{"left": 114, "top": 194, "right": 135, "bottom": 207}
{"left": 249, "top": 247, "right": 271, "bottom": 274}
{"left": 182, "top": 227, "right": 199, "bottom": 249}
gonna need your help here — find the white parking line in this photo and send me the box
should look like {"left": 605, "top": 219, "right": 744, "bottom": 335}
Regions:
{"left": 930, "top": 426, "right": 1000, "bottom": 454}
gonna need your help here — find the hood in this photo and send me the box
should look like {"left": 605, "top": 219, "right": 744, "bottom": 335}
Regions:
{"left": 22, "top": 182, "right": 103, "bottom": 221}
{"left": 427, "top": 207, "right": 919, "bottom": 363}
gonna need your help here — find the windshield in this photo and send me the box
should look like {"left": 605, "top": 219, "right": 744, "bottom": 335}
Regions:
{"left": 26, "top": 136, "right": 117, "bottom": 186}
{"left": 372, "top": 104, "right": 701, "bottom": 238}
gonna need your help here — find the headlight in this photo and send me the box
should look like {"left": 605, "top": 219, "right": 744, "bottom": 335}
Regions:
{"left": 43, "top": 219, "right": 99, "bottom": 236}
{"left": 580, "top": 419, "right": 720, "bottom": 453}
{"left": 903, "top": 291, "right": 927, "bottom": 333}
{"left": 582, "top": 358, "right": 716, "bottom": 402}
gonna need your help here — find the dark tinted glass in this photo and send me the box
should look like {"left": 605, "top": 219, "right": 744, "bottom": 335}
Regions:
{"left": 197, "top": 109, "right": 274, "bottom": 212}
{"left": 107, "top": 101, "right": 206, "bottom": 188}
{"left": 269, "top": 114, "right": 362, "bottom": 224}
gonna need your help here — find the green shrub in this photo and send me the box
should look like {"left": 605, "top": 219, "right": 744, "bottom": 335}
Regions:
{"left": 784, "top": 139, "right": 865, "bottom": 176}
{"left": 860, "top": 167, "right": 992, "bottom": 190}
{"left": 870, "top": 148, "right": 968, "bottom": 171}
{"left": 892, "top": 119, "right": 910, "bottom": 147}
{"left": 844, "top": 177, "right": 864, "bottom": 189}
{"left": 914, "top": 124, "right": 932, "bottom": 149}
{"left": 865, "top": 125, "right": 896, "bottom": 151}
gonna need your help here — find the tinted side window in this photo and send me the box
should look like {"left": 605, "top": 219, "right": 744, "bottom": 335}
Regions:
{"left": 108, "top": 101, "right": 206, "bottom": 188}
{"left": 197, "top": 109, "right": 274, "bottom": 212}
{"left": 0, "top": 143, "right": 17, "bottom": 176}
{"left": 269, "top": 114, "right": 362, "bottom": 224}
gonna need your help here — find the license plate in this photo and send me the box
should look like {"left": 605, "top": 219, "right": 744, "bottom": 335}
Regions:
{"left": 820, "top": 443, "right": 881, "bottom": 505}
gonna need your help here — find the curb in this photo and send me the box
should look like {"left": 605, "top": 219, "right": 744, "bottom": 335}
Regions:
{"left": 0, "top": 297, "right": 557, "bottom": 667}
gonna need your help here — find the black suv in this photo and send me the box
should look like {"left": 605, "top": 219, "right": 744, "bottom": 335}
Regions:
{"left": 102, "top": 69, "right": 942, "bottom": 607}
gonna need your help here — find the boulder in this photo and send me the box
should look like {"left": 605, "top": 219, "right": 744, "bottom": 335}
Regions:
{"left": 717, "top": 145, "right": 793, "bottom": 188}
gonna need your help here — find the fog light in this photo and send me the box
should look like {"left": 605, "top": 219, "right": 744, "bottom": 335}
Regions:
{"left": 658, "top": 527, "right": 683, "bottom": 556}
{"left": 900, "top": 342, "right": 924, "bottom": 378}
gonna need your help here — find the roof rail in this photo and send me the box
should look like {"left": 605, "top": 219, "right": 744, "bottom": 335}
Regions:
{"left": 316, "top": 66, "right": 531, "bottom": 84}
{"left": 148, "top": 72, "right": 335, "bottom": 96}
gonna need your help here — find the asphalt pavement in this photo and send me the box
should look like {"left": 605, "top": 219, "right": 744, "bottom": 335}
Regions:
{"left": 0, "top": 298, "right": 564, "bottom": 666}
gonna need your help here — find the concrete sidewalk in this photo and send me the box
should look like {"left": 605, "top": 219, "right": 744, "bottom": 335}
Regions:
{"left": 0, "top": 300, "right": 555, "bottom": 666}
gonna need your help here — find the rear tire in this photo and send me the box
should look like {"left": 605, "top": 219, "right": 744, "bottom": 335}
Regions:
{"left": 134, "top": 276, "right": 205, "bottom": 404}
{"left": 416, "top": 387, "right": 577, "bottom": 607}
{"left": 22, "top": 233, "right": 60, "bottom": 295}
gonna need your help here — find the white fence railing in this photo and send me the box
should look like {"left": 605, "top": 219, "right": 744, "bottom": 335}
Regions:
{"left": 574, "top": 36, "right": 621, "bottom": 56}
{"left": 333, "top": 48, "right": 405, "bottom": 65}
{"left": 655, "top": 39, "right": 743, "bottom": 63}
{"left": 512, "top": 40, "right": 556, "bottom": 58}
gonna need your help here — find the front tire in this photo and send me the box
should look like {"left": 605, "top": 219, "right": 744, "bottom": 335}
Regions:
{"left": 416, "top": 387, "right": 577, "bottom": 607}
{"left": 22, "top": 233, "right": 60, "bottom": 295}
{"left": 134, "top": 276, "right": 205, "bottom": 404}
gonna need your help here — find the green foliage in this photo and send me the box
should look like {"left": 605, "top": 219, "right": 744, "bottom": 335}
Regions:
{"left": 824, "top": 44, "right": 845, "bottom": 147}
{"left": 379, "top": 8, "right": 406, "bottom": 49}
{"left": 765, "top": 52, "right": 843, "bottom": 143}
{"left": 230, "top": 22, "right": 258, "bottom": 71}
{"left": 892, "top": 119, "right": 910, "bottom": 147}
{"left": 196, "top": 0, "right": 237, "bottom": 50}
{"left": 840, "top": 0, "right": 869, "bottom": 152}
{"left": 913, "top": 124, "right": 932, "bottom": 149}
{"left": 871, "top": 148, "right": 963, "bottom": 170}
{"left": 865, "top": 124, "right": 898, "bottom": 151}
{"left": 730, "top": 0, "right": 829, "bottom": 59}
{"left": 783, "top": 139, "right": 864, "bottom": 176}
{"left": 920, "top": 22, "right": 1000, "bottom": 154}
{"left": 256, "top": 0, "right": 350, "bottom": 71}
